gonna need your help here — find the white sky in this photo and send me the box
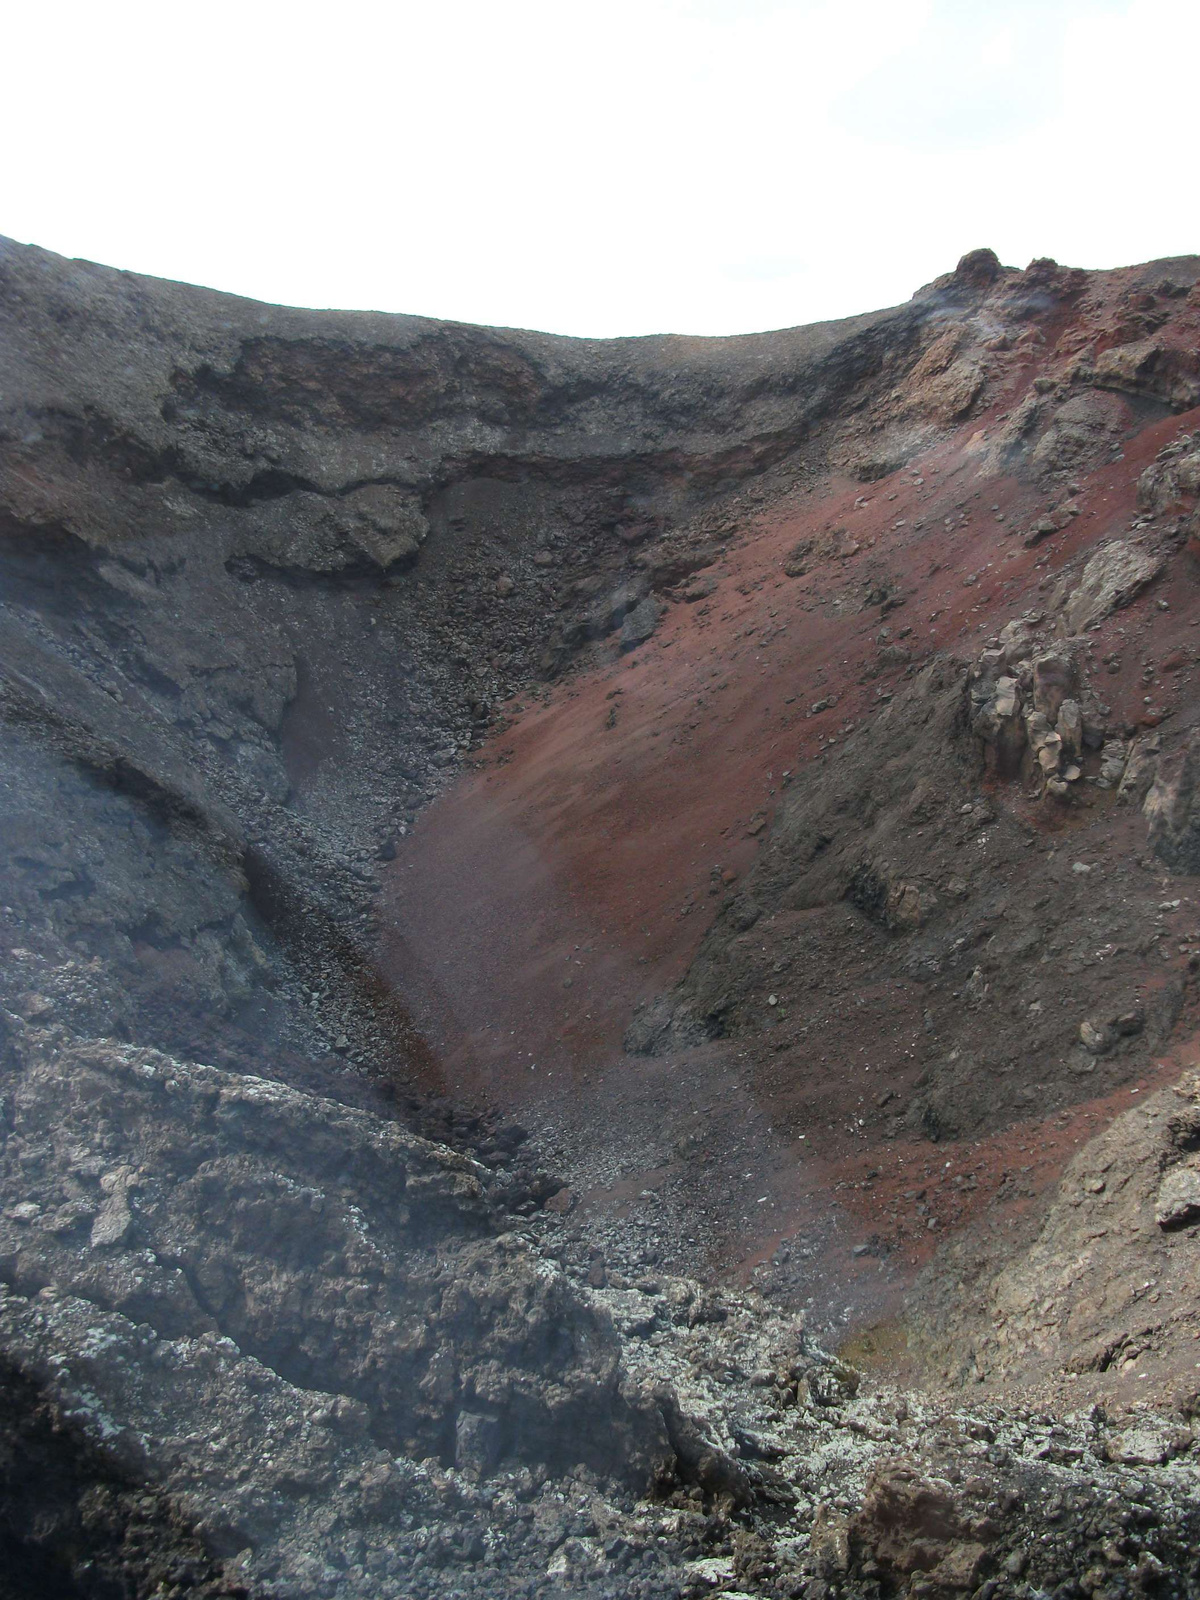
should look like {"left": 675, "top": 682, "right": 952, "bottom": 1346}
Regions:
{"left": 4, "top": 0, "right": 1196, "bottom": 337}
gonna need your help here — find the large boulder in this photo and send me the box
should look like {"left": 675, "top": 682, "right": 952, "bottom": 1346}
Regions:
{"left": 1144, "top": 730, "right": 1200, "bottom": 872}
{"left": 1028, "top": 390, "right": 1128, "bottom": 486}
{"left": 1092, "top": 338, "right": 1200, "bottom": 411}
{"left": 1137, "top": 431, "right": 1200, "bottom": 516}
{"left": 1063, "top": 541, "right": 1165, "bottom": 634}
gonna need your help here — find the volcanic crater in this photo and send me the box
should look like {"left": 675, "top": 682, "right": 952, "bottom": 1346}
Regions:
{"left": 3, "top": 239, "right": 1200, "bottom": 1598}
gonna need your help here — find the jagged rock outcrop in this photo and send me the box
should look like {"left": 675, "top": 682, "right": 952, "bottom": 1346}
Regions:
{"left": 626, "top": 636, "right": 1190, "bottom": 1147}
{"left": 0, "top": 1024, "right": 666, "bottom": 1475}
{"left": 915, "top": 1070, "right": 1200, "bottom": 1393}
{"left": 0, "top": 1021, "right": 688, "bottom": 1595}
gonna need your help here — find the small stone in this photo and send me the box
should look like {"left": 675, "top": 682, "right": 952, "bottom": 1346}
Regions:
{"left": 619, "top": 595, "right": 662, "bottom": 651}
{"left": 544, "top": 1187, "right": 576, "bottom": 1214}
{"left": 683, "top": 1556, "right": 736, "bottom": 1588}
{"left": 1080, "top": 1019, "right": 1115, "bottom": 1054}
{"left": 809, "top": 1505, "right": 850, "bottom": 1576}
{"left": 1106, "top": 1426, "right": 1172, "bottom": 1466}
{"left": 455, "top": 1410, "right": 503, "bottom": 1475}
{"left": 90, "top": 1191, "right": 133, "bottom": 1249}
{"left": 1155, "top": 1163, "right": 1200, "bottom": 1229}
{"left": 933, "top": 1542, "right": 988, "bottom": 1591}
{"left": 1037, "top": 736, "right": 1063, "bottom": 773}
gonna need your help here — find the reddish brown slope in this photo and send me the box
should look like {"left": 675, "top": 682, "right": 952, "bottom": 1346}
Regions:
{"left": 380, "top": 255, "right": 1200, "bottom": 1331}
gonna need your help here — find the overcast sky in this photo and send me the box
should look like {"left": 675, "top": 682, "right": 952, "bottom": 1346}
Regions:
{"left": 4, "top": 0, "right": 1195, "bottom": 337}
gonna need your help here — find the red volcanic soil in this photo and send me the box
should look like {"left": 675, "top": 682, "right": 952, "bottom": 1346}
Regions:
{"left": 379, "top": 282, "right": 1200, "bottom": 1327}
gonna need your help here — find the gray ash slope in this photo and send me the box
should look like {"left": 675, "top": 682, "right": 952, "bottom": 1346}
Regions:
{"left": 3, "top": 235, "right": 1200, "bottom": 1599}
